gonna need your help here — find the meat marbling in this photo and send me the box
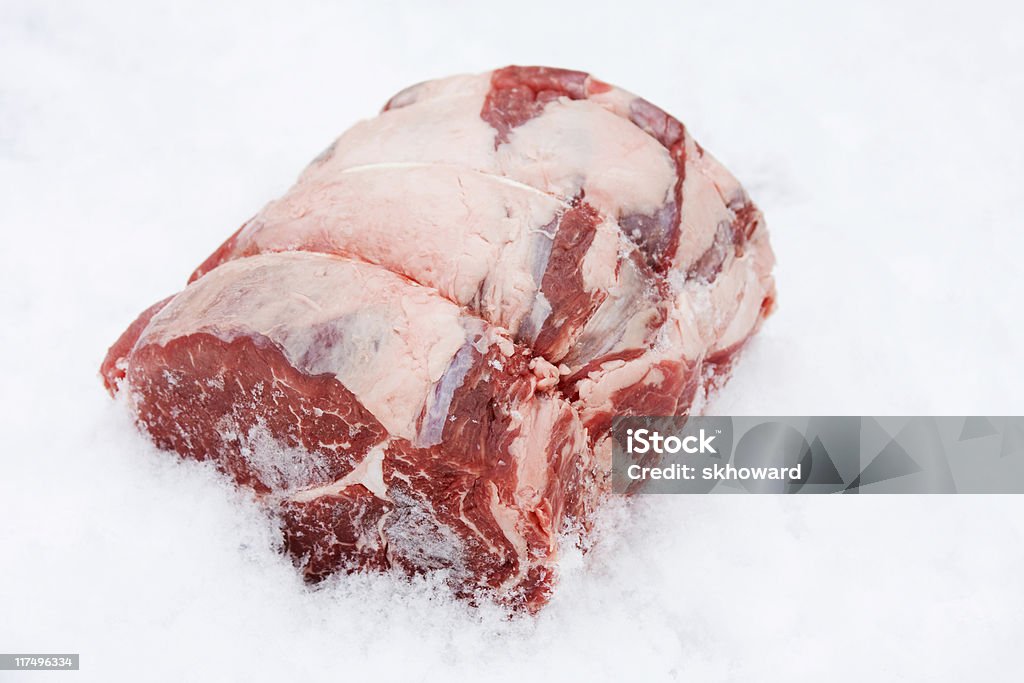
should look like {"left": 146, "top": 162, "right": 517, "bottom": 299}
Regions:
{"left": 103, "top": 66, "right": 776, "bottom": 610}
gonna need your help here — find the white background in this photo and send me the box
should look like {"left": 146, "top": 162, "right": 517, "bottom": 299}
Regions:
{"left": 2, "top": 1, "right": 1023, "bottom": 680}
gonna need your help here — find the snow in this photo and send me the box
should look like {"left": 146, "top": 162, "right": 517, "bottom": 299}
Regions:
{"left": 1, "top": 0, "right": 1023, "bottom": 681}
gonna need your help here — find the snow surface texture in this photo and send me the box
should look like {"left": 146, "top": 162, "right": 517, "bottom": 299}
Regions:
{"left": 2, "top": 1, "right": 1023, "bottom": 681}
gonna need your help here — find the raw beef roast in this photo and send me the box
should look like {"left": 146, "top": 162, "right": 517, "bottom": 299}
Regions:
{"left": 102, "top": 66, "right": 776, "bottom": 610}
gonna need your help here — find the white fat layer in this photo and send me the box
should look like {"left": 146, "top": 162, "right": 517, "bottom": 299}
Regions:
{"left": 382, "top": 72, "right": 491, "bottom": 110}
{"left": 341, "top": 72, "right": 677, "bottom": 218}
{"left": 305, "top": 91, "right": 498, "bottom": 183}
{"left": 339, "top": 161, "right": 557, "bottom": 199}
{"left": 238, "top": 163, "right": 563, "bottom": 340}
{"left": 500, "top": 98, "right": 676, "bottom": 217}
{"left": 579, "top": 217, "right": 621, "bottom": 293}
